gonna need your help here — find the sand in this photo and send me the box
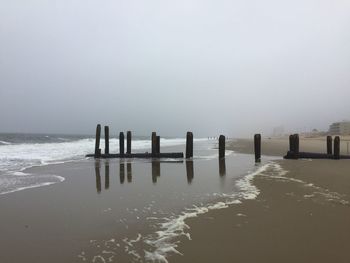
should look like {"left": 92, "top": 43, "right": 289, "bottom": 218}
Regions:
{"left": 169, "top": 137, "right": 350, "bottom": 263}
{"left": 228, "top": 136, "right": 350, "bottom": 157}
{"left": 1, "top": 137, "right": 350, "bottom": 262}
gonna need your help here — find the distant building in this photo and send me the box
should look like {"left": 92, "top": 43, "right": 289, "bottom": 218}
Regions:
{"left": 329, "top": 121, "right": 350, "bottom": 135}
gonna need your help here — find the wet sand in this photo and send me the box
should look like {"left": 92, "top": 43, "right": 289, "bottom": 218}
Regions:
{"left": 1, "top": 138, "right": 350, "bottom": 262}
{"left": 0, "top": 142, "right": 263, "bottom": 263}
{"left": 170, "top": 138, "right": 350, "bottom": 263}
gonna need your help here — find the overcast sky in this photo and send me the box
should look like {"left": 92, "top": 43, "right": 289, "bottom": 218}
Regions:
{"left": 1, "top": 0, "right": 350, "bottom": 137}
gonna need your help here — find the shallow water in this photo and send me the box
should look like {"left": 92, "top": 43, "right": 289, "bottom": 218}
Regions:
{"left": 71, "top": 143, "right": 277, "bottom": 262}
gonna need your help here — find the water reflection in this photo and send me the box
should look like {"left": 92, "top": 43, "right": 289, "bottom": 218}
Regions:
{"left": 152, "top": 161, "right": 161, "bottom": 183}
{"left": 127, "top": 163, "right": 132, "bottom": 183}
{"left": 94, "top": 160, "right": 101, "bottom": 194}
{"left": 119, "top": 162, "right": 125, "bottom": 184}
{"left": 219, "top": 158, "right": 226, "bottom": 176}
{"left": 93, "top": 157, "right": 227, "bottom": 192}
{"left": 186, "top": 160, "right": 194, "bottom": 184}
{"left": 105, "top": 161, "right": 110, "bottom": 190}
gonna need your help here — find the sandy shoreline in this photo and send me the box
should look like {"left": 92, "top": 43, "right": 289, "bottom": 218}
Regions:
{"left": 1, "top": 138, "right": 350, "bottom": 262}
{"left": 228, "top": 136, "right": 350, "bottom": 157}
{"left": 170, "top": 137, "right": 350, "bottom": 262}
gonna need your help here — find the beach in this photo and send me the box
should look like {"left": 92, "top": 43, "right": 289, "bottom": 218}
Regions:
{"left": 0, "top": 136, "right": 350, "bottom": 262}
{"left": 0, "top": 139, "right": 264, "bottom": 262}
{"left": 170, "top": 137, "right": 350, "bottom": 263}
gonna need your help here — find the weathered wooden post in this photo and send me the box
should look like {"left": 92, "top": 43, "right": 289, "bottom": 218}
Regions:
{"left": 288, "top": 134, "right": 299, "bottom": 159}
{"left": 105, "top": 161, "right": 109, "bottom": 190}
{"left": 334, "top": 136, "right": 340, "bottom": 160}
{"left": 119, "top": 132, "right": 125, "bottom": 156}
{"left": 156, "top": 136, "right": 160, "bottom": 154}
{"left": 294, "top": 134, "right": 299, "bottom": 159}
{"left": 219, "top": 158, "right": 226, "bottom": 176}
{"left": 219, "top": 135, "right": 225, "bottom": 158}
{"left": 327, "top": 136, "right": 332, "bottom": 155}
{"left": 254, "top": 134, "right": 261, "bottom": 162}
{"left": 104, "top": 126, "right": 109, "bottom": 155}
{"left": 119, "top": 162, "right": 125, "bottom": 184}
{"left": 127, "top": 162, "right": 132, "bottom": 182}
{"left": 289, "top": 134, "right": 294, "bottom": 153}
{"left": 151, "top": 132, "right": 157, "bottom": 156}
{"left": 186, "top": 132, "right": 193, "bottom": 159}
{"left": 95, "top": 160, "right": 101, "bottom": 193}
{"left": 126, "top": 131, "right": 132, "bottom": 154}
{"left": 186, "top": 160, "right": 194, "bottom": 183}
{"left": 95, "top": 124, "right": 101, "bottom": 158}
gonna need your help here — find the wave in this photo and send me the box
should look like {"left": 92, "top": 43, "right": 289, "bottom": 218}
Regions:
{"left": 0, "top": 140, "right": 12, "bottom": 145}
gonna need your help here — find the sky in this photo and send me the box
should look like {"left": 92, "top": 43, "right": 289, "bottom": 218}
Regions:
{"left": 1, "top": 0, "right": 350, "bottom": 137}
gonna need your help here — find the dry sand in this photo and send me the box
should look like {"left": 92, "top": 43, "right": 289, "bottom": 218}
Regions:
{"left": 170, "top": 137, "right": 350, "bottom": 263}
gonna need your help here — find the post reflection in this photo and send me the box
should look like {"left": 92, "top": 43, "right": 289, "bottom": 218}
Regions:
{"left": 186, "top": 160, "right": 194, "bottom": 184}
{"left": 105, "top": 161, "right": 110, "bottom": 190}
{"left": 127, "top": 162, "right": 132, "bottom": 183}
{"left": 94, "top": 160, "right": 101, "bottom": 193}
{"left": 219, "top": 158, "right": 226, "bottom": 176}
{"left": 152, "top": 160, "right": 161, "bottom": 183}
{"left": 119, "top": 162, "right": 125, "bottom": 184}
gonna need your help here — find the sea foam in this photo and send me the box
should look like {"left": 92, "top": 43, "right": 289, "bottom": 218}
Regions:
{"left": 142, "top": 162, "right": 284, "bottom": 263}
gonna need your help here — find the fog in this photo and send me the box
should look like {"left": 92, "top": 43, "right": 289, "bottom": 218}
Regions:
{"left": 1, "top": 0, "right": 350, "bottom": 137}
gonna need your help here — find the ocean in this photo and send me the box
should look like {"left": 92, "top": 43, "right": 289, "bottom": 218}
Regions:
{"left": 0, "top": 133, "right": 206, "bottom": 195}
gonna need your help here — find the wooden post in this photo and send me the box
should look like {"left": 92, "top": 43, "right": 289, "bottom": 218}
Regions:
{"left": 126, "top": 131, "right": 132, "bottom": 154}
{"left": 156, "top": 136, "right": 160, "bottom": 154}
{"left": 334, "top": 136, "right": 340, "bottom": 160}
{"left": 294, "top": 133, "right": 299, "bottom": 157}
{"left": 95, "top": 124, "right": 101, "bottom": 158}
{"left": 104, "top": 126, "right": 109, "bottom": 155}
{"left": 294, "top": 134, "right": 299, "bottom": 158}
{"left": 186, "top": 132, "right": 193, "bottom": 159}
{"left": 151, "top": 132, "right": 157, "bottom": 156}
{"left": 327, "top": 136, "right": 332, "bottom": 155}
{"left": 254, "top": 134, "right": 261, "bottom": 162}
{"left": 219, "top": 135, "right": 225, "bottom": 158}
{"left": 186, "top": 160, "right": 194, "bottom": 183}
{"left": 119, "top": 132, "right": 125, "bottom": 156}
{"left": 289, "top": 134, "right": 295, "bottom": 153}
{"left": 288, "top": 134, "right": 299, "bottom": 159}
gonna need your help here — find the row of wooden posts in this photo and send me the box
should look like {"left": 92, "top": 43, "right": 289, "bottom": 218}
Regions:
{"left": 86, "top": 124, "right": 228, "bottom": 159}
{"left": 252, "top": 133, "right": 350, "bottom": 161}
{"left": 88, "top": 126, "right": 350, "bottom": 162}
{"left": 283, "top": 134, "right": 349, "bottom": 159}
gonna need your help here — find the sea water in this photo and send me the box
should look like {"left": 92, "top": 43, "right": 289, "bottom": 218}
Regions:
{"left": 0, "top": 133, "right": 204, "bottom": 195}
